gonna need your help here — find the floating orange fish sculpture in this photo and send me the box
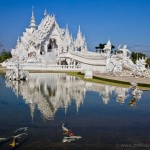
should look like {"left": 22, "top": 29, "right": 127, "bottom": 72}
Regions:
{"left": 62, "top": 123, "right": 82, "bottom": 143}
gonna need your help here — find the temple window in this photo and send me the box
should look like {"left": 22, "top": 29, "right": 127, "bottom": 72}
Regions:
{"left": 47, "top": 39, "right": 58, "bottom": 52}
{"left": 67, "top": 46, "right": 69, "bottom": 52}
{"left": 78, "top": 47, "right": 81, "bottom": 51}
{"left": 48, "top": 44, "right": 52, "bottom": 52}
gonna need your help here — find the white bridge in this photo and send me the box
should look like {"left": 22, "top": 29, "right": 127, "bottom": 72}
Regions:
{"left": 6, "top": 51, "right": 108, "bottom": 72}
{"left": 59, "top": 51, "right": 107, "bottom": 66}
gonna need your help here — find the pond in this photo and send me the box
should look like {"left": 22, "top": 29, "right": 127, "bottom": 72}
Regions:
{"left": 0, "top": 73, "right": 150, "bottom": 150}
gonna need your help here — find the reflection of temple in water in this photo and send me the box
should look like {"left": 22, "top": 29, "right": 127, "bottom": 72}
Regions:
{"left": 6, "top": 73, "right": 86, "bottom": 120}
{"left": 5, "top": 73, "right": 142, "bottom": 121}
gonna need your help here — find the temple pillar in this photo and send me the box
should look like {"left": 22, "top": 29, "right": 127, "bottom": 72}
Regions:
{"left": 66, "top": 59, "right": 71, "bottom": 65}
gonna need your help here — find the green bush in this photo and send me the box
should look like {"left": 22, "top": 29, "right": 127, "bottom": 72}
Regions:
{"left": 146, "top": 58, "right": 150, "bottom": 67}
{"left": 0, "top": 50, "right": 12, "bottom": 63}
{"left": 130, "top": 52, "right": 148, "bottom": 65}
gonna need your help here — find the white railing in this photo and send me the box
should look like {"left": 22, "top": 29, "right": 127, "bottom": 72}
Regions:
{"left": 59, "top": 51, "right": 107, "bottom": 60}
{"left": 7, "top": 64, "right": 81, "bottom": 71}
{"left": 59, "top": 52, "right": 106, "bottom": 65}
{"left": 69, "top": 51, "right": 107, "bottom": 60}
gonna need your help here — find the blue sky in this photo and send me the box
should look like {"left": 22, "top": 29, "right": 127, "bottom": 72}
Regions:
{"left": 0, "top": 0, "right": 150, "bottom": 53}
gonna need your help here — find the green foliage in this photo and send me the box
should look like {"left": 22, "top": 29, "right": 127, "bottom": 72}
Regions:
{"left": 0, "top": 50, "right": 12, "bottom": 63}
{"left": 111, "top": 45, "right": 115, "bottom": 49}
{"left": 130, "top": 51, "right": 150, "bottom": 67}
{"left": 95, "top": 43, "right": 106, "bottom": 50}
{"left": 95, "top": 43, "right": 116, "bottom": 53}
{"left": 130, "top": 52, "right": 146, "bottom": 64}
{"left": 146, "top": 58, "right": 150, "bottom": 67}
{"left": 95, "top": 43, "right": 115, "bottom": 51}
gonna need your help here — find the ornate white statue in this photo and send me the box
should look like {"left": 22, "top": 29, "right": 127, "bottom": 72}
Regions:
{"left": 5, "top": 63, "right": 29, "bottom": 81}
{"left": 84, "top": 70, "right": 93, "bottom": 78}
{"left": 103, "top": 39, "right": 112, "bottom": 55}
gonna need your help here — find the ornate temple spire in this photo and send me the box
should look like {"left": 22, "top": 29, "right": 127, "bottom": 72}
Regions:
{"left": 65, "top": 24, "right": 69, "bottom": 34}
{"left": 16, "top": 36, "right": 20, "bottom": 49}
{"left": 78, "top": 25, "right": 80, "bottom": 32}
{"left": 30, "top": 7, "right": 36, "bottom": 30}
{"left": 70, "top": 34, "right": 73, "bottom": 42}
{"left": 107, "top": 37, "right": 111, "bottom": 45}
{"left": 64, "top": 24, "right": 72, "bottom": 47}
{"left": 74, "top": 25, "right": 88, "bottom": 51}
{"left": 17, "top": 36, "right": 20, "bottom": 44}
{"left": 103, "top": 37, "right": 112, "bottom": 51}
{"left": 44, "top": 9, "right": 47, "bottom": 17}
{"left": 77, "top": 25, "right": 82, "bottom": 38}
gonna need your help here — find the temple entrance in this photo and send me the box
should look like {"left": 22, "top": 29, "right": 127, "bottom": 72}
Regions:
{"left": 47, "top": 39, "right": 58, "bottom": 52}
{"left": 61, "top": 60, "right": 68, "bottom": 65}
{"left": 77, "top": 46, "right": 81, "bottom": 51}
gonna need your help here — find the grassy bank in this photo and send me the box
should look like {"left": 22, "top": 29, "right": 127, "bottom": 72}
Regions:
{"left": 0, "top": 66, "right": 6, "bottom": 74}
{"left": 67, "top": 72, "right": 130, "bottom": 88}
{"left": 67, "top": 72, "right": 150, "bottom": 90}
{"left": 1, "top": 67, "right": 150, "bottom": 90}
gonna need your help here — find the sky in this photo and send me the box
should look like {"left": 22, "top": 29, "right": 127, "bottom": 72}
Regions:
{"left": 0, "top": 0, "right": 150, "bottom": 54}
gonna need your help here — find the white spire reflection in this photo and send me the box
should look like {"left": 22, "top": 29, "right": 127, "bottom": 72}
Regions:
{"left": 5, "top": 73, "right": 143, "bottom": 121}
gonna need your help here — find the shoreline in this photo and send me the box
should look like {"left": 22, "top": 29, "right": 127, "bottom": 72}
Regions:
{"left": 1, "top": 67, "right": 150, "bottom": 90}
{"left": 67, "top": 72, "right": 150, "bottom": 90}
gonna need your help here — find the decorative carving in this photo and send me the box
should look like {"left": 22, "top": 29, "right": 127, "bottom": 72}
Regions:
{"left": 84, "top": 70, "right": 93, "bottom": 78}
{"left": 5, "top": 63, "right": 29, "bottom": 81}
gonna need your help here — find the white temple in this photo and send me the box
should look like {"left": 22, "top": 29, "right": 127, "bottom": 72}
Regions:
{"left": 9, "top": 9, "right": 87, "bottom": 65}
{"left": 3, "top": 9, "right": 150, "bottom": 78}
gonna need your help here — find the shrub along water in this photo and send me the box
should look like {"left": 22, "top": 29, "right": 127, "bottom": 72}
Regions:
{"left": 0, "top": 50, "right": 12, "bottom": 63}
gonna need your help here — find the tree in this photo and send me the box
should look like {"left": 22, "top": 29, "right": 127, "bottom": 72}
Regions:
{"left": 95, "top": 43, "right": 106, "bottom": 50}
{"left": 130, "top": 51, "right": 150, "bottom": 68}
{"left": 0, "top": 50, "right": 12, "bottom": 63}
{"left": 111, "top": 45, "right": 115, "bottom": 49}
{"left": 95, "top": 43, "right": 115, "bottom": 53}
{"left": 146, "top": 58, "right": 150, "bottom": 67}
{"left": 130, "top": 52, "right": 146, "bottom": 64}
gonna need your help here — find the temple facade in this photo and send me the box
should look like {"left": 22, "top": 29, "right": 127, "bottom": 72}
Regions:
{"left": 11, "top": 9, "right": 87, "bottom": 65}
{"left": 3, "top": 9, "right": 150, "bottom": 78}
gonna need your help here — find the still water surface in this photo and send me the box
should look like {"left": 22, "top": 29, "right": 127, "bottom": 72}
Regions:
{"left": 0, "top": 73, "right": 150, "bottom": 150}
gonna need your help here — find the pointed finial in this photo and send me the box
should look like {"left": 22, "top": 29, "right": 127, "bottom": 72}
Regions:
{"left": 66, "top": 24, "right": 68, "bottom": 29}
{"left": 32, "top": 6, "right": 34, "bottom": 18}
{"left": 44, "top": 9, "right": 47, "bottom": 17}
{"left": 78, "top": 25, "right": 81, "bottom": 32}
{"left": 17, "top": 36, "right": 20, "bottom": 44}
{"left": 83, "top": 34, "right": 86, "bottom": 40}
{"left": 65, "top": 24, "right": 70, "bottom": 36}
{"left": 77, "top": 25, "right": 81, "bottom": 37}
{"left": 71, "top": 34, "right": 73, "bottom": 40}
{"left": 107, "top": 37, "right": 111, "bottom": 45}
{"left": 78, "top": 25, "right": 82, "bottom": 35}
{"left": 30, "top": 6, "right": 36, "bottom": 29}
